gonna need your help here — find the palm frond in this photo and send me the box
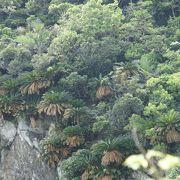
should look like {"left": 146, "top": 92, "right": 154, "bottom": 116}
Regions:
{"left": 96, "top": 86, "right": 113, "bottom": 100}
{"left": 166, "top": 129, "right": 180, "bottom": 143}
{"left": 101, "top": 150, "right": 124, "bottom": 166}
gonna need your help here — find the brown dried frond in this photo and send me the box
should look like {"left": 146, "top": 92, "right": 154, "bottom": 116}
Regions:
{"left": 47, "top": 154, "right": 59, "bottom": 167}
{"left": 21, "top": 80, "right": 51, "bottom": 94}
{"left": 166, "top": 129, "right": 180, "bottom": 143}
{"left": 61, "top": 148, "right": 69, "bottom": 157}
{"left": 63, "top": 108, "right": 72, "bottom": 119}
{"left": 46, "top": 145, "right": 69, "bottom": 167}
{"left": 3, "top": 104, "right": 26, "bottom": 116}
{"left": 46, "top": 144, "right": 69, "bottom": 157}
{"left": 47, "top": 144, "right": 54, "bottom": 152}
{"left": 65, "top": 136, "right": 84, "bottom": 147}
{"left": 101, "top": 150, "right": 123, "bottom": 166}
{"left": 81, "top": 170, "right": 89, "bottom": 180}
{"left": 98, "top": 175, "right": 112, "bottom": 180}
{"left": 96, "top": 86, "right": 113, "bottom": 100}
{"left": 38, "top": 103, "right": 64, "bottom": 116}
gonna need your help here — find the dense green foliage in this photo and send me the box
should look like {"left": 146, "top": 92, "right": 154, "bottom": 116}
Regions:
{"left": 0, "top": 0, "right": 180, "bottom": 179}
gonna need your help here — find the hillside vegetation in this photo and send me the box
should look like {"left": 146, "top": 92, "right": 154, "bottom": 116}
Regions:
{"left": 0, "top": 0, "right": 180, "bottom": 179}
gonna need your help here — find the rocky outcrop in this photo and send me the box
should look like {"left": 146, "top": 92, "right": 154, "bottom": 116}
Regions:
{"left": 0, "top": 121, "right": 16, "bottom": 150}
{"left": 0, "top": 117, "right": 57, "bottom": 180}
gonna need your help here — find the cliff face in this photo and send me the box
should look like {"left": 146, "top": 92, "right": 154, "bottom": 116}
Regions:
{"left": 0, "top": 117, "right": 57, "bottom": 180}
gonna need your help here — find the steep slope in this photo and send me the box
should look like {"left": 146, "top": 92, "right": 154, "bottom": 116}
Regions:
{"left": 0, "top": 0, "right": 179, "bottom": 179}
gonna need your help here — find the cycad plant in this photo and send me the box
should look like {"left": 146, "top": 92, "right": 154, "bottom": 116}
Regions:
{"left": 96, "top": 76, "right": 113, "bottom": 100}
{"left": 40, "top": 125, "right": 69, "bottom": 167}
{"left": 63, "top": 105, "right": 88, "bottom": 125}
{"left": 156, "top": 110, "right": 180, "bottom": 144}
{"left": 40, "top": 138, "right": 69, "bottom": 167}
{"left": 111, "top": 62, "right": 145, "bottom": 84}
{"left": 37, "top": 91, "right": 70, "bottom": 117}
{"left": 91, "top": 138, "right": 124, "bottom": 167}
{"left": 0, "top": 79, "right": 23, "bottom": 116}
{"left": 96, "top": 86, "right": 113, "bottom": 100}
{"left": 79, "top": 150, "right": 95, "bottom": 180}
{"left": 60, "top": 149, "right": 94, "bottom": 179}
{"left": 21, "top": 79, "right": 51, "bottom": 94}
{"left": 0, "top": 94, "right": 25, "bottom": 116}
{"left": 1, "top": 79, "right": 19, "bottom": 95}
{"left": 20, "top": 72, "right": 52, "bottom": 95}
{"left": 62, "top": 125, "right": 85, "bottom": 148}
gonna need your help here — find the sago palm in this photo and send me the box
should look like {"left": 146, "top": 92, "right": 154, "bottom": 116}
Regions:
{"left": 20, "top": 73, "right": 52, "bottom": 94}
{"left": 21, "top": 78, "right": 51, "bottom": 94}
{"left": 63, "top": 106, "right": 87, "bottom": 125}
{"left": 96, "top": 75, "right": 113, "bottom": 100}
{"left": 37, "top": 91, "right": 70, "bottom": 117}
{"left": 2, "top": 79, "right": 19, "bottom": 94}
{"left": 40, "top": 138, "right": 69, "bottom": 167}
{"left": 63, "top": 125, "right": 85, "bottom": 148}
{"left": 96, "top": 86, "right": 113, "bottom": 100}
{"left": 156, "top": 109, "right": 180, "bottom": 143}
{"left": 91, "top": 138, "right": 124, "bottom": 166}
{"left": 110, "top": 62, "right": 145, "bottom": 84}
{"left": 0, "top": 94, "right": 26, "bottom": 116}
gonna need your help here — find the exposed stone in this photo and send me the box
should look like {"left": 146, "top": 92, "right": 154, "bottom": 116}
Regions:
{"left": 0, "top": 118, "right": 57, "bottom": 180}
{"left": 0, "top": 121, "right": 16, "bottom": 149}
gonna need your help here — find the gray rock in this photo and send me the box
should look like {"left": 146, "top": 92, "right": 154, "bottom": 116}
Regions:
{"left": 0, "top": 118, "right": 57, "bottom": 180}
{"left": 0, "top": 121, "right": 16, "bottom": 149}
{"left": 0, "top": 136, "right": 57, "bottom": 180}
